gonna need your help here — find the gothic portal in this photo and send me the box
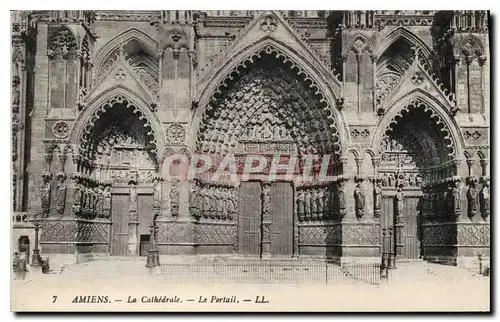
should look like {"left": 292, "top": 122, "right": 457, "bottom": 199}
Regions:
{"left": 12, "top": 10, "right": 490, "bottom": 265}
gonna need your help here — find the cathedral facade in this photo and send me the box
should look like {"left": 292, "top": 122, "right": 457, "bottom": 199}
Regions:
{"left": 11, "top": 10, "right": 490, "bottom": 265}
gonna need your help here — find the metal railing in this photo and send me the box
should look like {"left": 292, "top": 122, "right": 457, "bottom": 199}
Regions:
{"left": 161, "top": 260, "right": 381, "bottom": 285}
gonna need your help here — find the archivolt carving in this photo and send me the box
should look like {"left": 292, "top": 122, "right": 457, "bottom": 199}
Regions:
{"left": 79, "top": 94, "right": 159, "bottom": 156}
{"left": 379, "top": 98, "right": 456, "bottom": 160}
{"left": 205, "top": 43, "right": 341, "bottom": 114}
{"left": 196, "top": 52, "right": 341, "bottom": 156}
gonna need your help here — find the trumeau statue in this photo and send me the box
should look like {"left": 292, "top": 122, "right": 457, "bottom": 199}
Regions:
{"left": 395, "top": 187, "right": 404, "bottom": 219}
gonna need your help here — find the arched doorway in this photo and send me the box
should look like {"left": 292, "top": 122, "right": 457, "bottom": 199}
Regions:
{"left": 193, "top": 49, "right": 343, "bottom": 258}
{"left": 78, "top": 97, "right": 160, "bottom": 256}
{"left": 377, "top": 100, "right": 455, "bottom": 261}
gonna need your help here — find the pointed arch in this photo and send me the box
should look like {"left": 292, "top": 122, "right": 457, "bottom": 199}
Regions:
{"left": 375, "top": 27, "right": 434, "bottom": 60}
{"left": 71, "top": 85, "right": 165, "bottom": 156}
{"left": 372, "top": 88, "right": 465, "bottom": 160}
{"left": 92, "top": 28, "right": 158, "bottom": 80}
{"left": 191, "top": 36, "right": 348, "bottom": 154}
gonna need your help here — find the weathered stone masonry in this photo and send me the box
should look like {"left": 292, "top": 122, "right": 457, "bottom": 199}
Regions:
{"left": 11, "top": 10, "right": 490, "bottom": 264}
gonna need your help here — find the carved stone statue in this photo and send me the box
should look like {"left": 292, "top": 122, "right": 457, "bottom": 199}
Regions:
{"left": 304, "top": 190, "right": 311, "bottom": 219}
{"left": 72, "top": 177, "right": 83, "bottom": 216}
{"left": 170, "top": 179, "right": 180, "bottom": 218}
{"left": 221, "top": 189, "right": 229, "bottom": 220}
{"left": 354, "top": 183, "right": 365, "bottom": 218}
{"left": 92, "top": 187, "right": 99, "bottom": 217}
{"left": 338, "top": 181, "right": 346, "bottom": 218}
{"left": 395, "top": 188, "right": 404, "bottom": 220}
{"left": 467, "top": 180, "right": 478, "bottom": 218}
{"left": 296, "top": 190, "right": 304, "bottom": 220}
{"left": 310, "top": 189, "right": 318, "bottom": 219}
{"left": 202, "top": 187, "right": 210, "bottom": 219}
{"left": 215, "top": 187, "right": 224, "bottom": 219}
{"left": 129, "top": 184, "right": 137, "bottom": 221}
{"left": 227, "top": 190, "right": 237, "bottom": 221}
{"left": 152, "top": 177, "right": 161, "bottom": 212}
{"left": 96, "top": 185, "right": 104, "bottom": 218}
{"left": 374, "top": 181, "right": 382, "bottom": 218}
{"left": 480, "top": 179, "right": 490, "bottom": 219}
{"left": 40, "top": 173, "right": 52, "bottom": 217}
{"left": 451, "top": 180, "right": 462, "bottom": 217}
{"left": 189, "top": 183, "right": 202, "bottom": 220}
{"left": 103, "top": 185, "right": 112, "bottom": 219}
{"left": 261, "top": 183, "right": 271, "bottom": 219}
{"left": 316, "top": 189, "right": 324, "bottom": 219}
{"left": 55, "top": 173, "right": 67, "bottom": 216}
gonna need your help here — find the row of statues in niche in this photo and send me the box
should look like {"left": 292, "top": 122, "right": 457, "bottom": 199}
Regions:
{"left": 189, "top": 183, "right": 238, "bottom": 221}
{"left": 379, "top": 172, "right": 422, "bottom": 188}
{"left": 297, "top": 181, "right": 373, "bottom": 220}
{"left": 72, "top": 176, "right": 112, "bottom": 219}
{"left": 420, "top": 177, "right": 490, "bottom": 219}
{"left": 39, "top": 172, "right": 112, "bottom": 219}
{"left": 40, "top": 172, "right": 68, "bottom": 217}
{"left": 466, "top": 177, "right": 490, "bottom": 219}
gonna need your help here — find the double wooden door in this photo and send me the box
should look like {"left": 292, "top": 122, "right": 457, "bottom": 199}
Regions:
{"left": 238, "top": 182, "right": 294, "bottom": 257}
{"left": 381, "top": 194, "right": 422, "bottom": 260}
{"left": 110, "top": 190, "right": 154, "bottom": 256}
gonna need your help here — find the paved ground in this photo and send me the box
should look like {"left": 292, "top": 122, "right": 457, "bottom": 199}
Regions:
{"left": 11, "top": 257, "right": 490, "bottom": 312}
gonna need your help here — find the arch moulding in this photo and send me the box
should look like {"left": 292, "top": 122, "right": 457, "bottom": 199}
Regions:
{"left": 375, "top": 27, "right": 434, "bottom": 62}
{"left": 92, "top": 28, "right": 158, "bottom": 79}
{"left": 190, "top": 36, "right": 349, "bottom": 154}
{"left": 371, "top": 89, "right": 465, "bottom": 160}
{"left": 70, "top": 85, "right": 166, "bottom": 157}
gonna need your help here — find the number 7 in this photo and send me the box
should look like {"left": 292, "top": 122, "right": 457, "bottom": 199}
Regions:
{"left": 52, "top": 296, "right": 57, "bottom": 303}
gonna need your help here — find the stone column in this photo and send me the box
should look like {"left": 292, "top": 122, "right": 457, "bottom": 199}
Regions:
{"left": 261, "top": 182, "right": 271, "bottom": 259}
{"left": 394, "top": 187, "right": 404, "bottom": 258}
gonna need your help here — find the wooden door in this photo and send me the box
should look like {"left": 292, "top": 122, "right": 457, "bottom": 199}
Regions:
{"left": 402, "top": 197, "right": 421, "bottom": 260}
{"left": 238, "top": 182, "right": 262, "bottom": 255}
{"left": 111, "top": 194, "right": 129, "bottom": 256}
{"left": 270, "top": 182, "right": 293, "bottom": 256}
{"left": 138, "top": 194, "right": 154, "bottom": 236}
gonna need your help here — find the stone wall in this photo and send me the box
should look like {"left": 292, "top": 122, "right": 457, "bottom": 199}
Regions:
{"left": 12, "top": 10, "right": 490, "bottom": 262}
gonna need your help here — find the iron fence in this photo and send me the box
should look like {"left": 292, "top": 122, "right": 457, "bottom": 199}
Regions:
{"left": 161, "top": 260, "right": 381, "bottom": 285}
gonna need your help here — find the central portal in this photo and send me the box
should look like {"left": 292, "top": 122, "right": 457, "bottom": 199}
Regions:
{"left": 238, "top": 181, "right": 294, "bottom": 258}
